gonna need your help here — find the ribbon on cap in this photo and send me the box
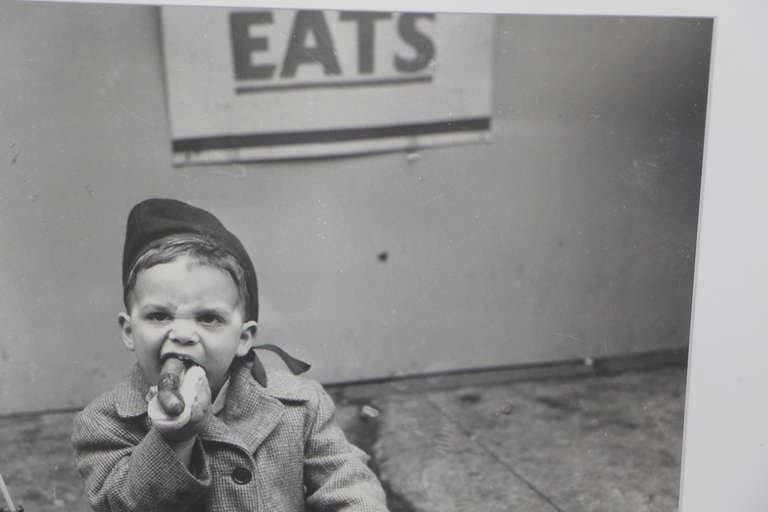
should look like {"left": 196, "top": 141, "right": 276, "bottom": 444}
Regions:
{"left": 245, "top": 344, "right": 311, "bottom": 387}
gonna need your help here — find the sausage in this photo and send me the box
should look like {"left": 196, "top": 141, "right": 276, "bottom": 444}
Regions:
{"left": 157, "top": 357, "right": 186, "bottom": 415}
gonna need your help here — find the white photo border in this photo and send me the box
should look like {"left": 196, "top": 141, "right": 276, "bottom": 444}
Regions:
{"left": 21, "top": 0, "right": 768, "bottom": 509}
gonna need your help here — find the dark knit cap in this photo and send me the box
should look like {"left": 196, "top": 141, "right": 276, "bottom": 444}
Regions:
{"left": 122, "top": 198, "right": 259, "bottom": 322}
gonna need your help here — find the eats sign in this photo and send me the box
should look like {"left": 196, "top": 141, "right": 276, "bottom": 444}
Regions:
{"left": 161, "top": 8, "right": 494, "bottom": 164}
{"left": 230, "top": 11, "right": 436, "bottom": 85}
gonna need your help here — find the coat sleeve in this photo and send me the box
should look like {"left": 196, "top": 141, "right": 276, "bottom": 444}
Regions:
{"left": 302, "top": 381, "right": 390, "bottom": 512}
{"left": 71, "top": 399, "right": 211, "bottom": 512}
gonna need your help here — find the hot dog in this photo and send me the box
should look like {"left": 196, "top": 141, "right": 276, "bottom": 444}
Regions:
{"left": 148, "top": 363, "right": 210, "bottom": 434}
{"left": 157, "top": 356, "right": 187, "bottom": 415}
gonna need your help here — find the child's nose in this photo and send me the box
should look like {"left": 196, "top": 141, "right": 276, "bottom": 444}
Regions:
{"left": 167, "top": 320, "right": 200, "bottom": 345}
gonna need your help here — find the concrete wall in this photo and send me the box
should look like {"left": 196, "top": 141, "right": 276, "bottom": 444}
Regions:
{"left": 0, "top": 3, "right": 710, "bottom": 414}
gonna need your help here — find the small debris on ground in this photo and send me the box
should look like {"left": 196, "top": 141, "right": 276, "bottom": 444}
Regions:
{"left": 360, "top": 404, "right": 380, "bottom": 420}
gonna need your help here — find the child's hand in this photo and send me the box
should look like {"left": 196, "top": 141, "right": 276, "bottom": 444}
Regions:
{"left": 146, "top": 366, "right": 212, "bottom": 444}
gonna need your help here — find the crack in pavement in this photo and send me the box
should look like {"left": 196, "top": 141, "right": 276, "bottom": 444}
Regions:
{"left": 424, "top": 395, "right": 568, "bottom": 512}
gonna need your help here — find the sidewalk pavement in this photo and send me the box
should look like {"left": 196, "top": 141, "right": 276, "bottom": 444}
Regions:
{"left": 0, "top": 364, "right": 685, "bottom": 512}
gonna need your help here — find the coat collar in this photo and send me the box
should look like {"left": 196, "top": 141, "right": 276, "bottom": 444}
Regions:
{"left": 114, "top": 364, "right": 154, "bottom": 418}
{"left": 115, "top": 360, "right": 310, "bottom": 453}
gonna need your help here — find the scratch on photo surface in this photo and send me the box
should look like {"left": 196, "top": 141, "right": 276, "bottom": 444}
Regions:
{"left": 552, "top": 332, "right": 584, "bottom": 343}
{"left": 115, "top": 103, "right": 150, "bottom": 125}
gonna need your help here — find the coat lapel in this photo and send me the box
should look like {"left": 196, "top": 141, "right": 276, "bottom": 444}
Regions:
{"left": 225, "top": 380, "right": 286, "bottom": 452}
{"left": 203, "top": 363, "right": 292, "bottom": 454}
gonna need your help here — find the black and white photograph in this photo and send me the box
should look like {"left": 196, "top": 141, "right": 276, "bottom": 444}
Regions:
{"left": 0, "top": 1, "right": 765, "bottom": 511}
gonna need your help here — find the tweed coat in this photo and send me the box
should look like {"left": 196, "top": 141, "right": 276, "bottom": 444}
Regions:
{"left": 72, "top": 360, "right": 389, "bottom": 512}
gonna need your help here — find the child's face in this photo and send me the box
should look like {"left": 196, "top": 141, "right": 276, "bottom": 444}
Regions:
{"left": 119, "top": 254, "right": 256, "bottom": 396}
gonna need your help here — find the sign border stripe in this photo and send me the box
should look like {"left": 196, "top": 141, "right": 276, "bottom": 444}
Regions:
{"left": 235, "top": 75, "right": 434, "bottom": 94}
{"left": 172, "top": 117, "right": 491, "bottom": 153}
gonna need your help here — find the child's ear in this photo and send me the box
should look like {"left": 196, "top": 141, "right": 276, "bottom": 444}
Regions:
{"left": 237, "top": 321, "right": 258, "bottom": 357}
{"left": 118, "top": 313, "right": 135, "bottom": 351}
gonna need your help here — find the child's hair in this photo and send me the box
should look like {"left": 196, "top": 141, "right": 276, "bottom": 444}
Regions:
{"left": 123, "top": 234, "right": 250, "bottom": 315}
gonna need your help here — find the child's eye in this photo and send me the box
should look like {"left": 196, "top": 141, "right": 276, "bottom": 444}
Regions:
{"left": 146, "top": 312, "right": 171, "bottom": 322}
{"left": 198, "top": 314, "right": 224, "bottom": 326}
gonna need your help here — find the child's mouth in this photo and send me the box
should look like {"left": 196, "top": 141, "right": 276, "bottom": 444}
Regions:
{"left": 160, "top": 353, "right": 199, "bottom": 368}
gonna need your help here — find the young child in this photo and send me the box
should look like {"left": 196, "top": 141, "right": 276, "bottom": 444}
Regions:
{"left": 72, "top": 198, "right": 390, "bottom": 512}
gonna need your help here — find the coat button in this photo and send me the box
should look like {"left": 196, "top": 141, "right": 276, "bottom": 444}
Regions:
{"left": 231, "top": 467, "right": 252, "bottom": 485}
